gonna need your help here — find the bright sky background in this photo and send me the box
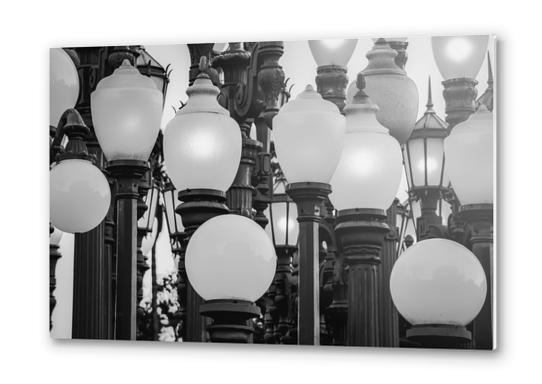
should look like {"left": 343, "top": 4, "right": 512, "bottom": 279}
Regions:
{"left": 52, "top": 35, "right": 495, "bottom": 339}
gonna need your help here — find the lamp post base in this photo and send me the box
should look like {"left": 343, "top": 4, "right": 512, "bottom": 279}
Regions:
{"left": 407, "top": 324, "right": 471, "bottom": 348}
{"left": 200, "top": 300, "right": 261, "bottom": 343}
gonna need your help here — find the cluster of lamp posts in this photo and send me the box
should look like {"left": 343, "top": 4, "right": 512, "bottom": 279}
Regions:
{"left": 50, "top": 35, "right": 494, "bottom": 347}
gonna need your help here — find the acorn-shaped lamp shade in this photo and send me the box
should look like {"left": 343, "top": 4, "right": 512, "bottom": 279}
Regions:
{"left": 50, "top": 48, "right": 80, "bottom": 127}
{"left": 444, "top": 106, "right": 494, "bottom": 205}
{"left": 273, "top": 85, "right": 345, "bottom": 184}
{"left": 390, "top": 238, "right": 487, "bottom": 327}
{"left": 308, "top": 39, "right": 358, "bottom": 67}
{"left": 346, "top": 39, "right": 418, "bottom": 144}
{"left": 91, "top": 59, "right": 163, "bottom": 162}
{"left": 50, "top": 160, "right": 111, "bottom": 233}
{"left": 185, "top": 215, "right": 277, "bottom": 302}
{"left": 431, "top": 35, "right": 489, "bottom": 80}
{"left": 330, "top": 75, "right": 402, "bottom": 211}
{"left": 163, "top": 74, "right": 241, "bottom": 192}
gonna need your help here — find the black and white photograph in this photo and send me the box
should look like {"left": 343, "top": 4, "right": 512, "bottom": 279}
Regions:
{"left": 49, "top": 35, "right": 495, "bottom": 349}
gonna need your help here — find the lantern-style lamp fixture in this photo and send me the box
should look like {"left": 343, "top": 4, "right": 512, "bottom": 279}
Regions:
{"left": 185, "top": 215, "right": 276, "bottom": 343}
{"left": 50, "top": 48, "right": 80, "bottom": 128}
{"left": 265, "top": 176, "right": 299, "bottom": 248}
{"left": 390, "top": 238, "right": 487, "bottom": 347}
{"left": 163, "top": 72, "right": 241, "bottom": 193}
{"left": 431, "top": 35, "right": 489, "bottom": 81}
{"left": 347, "top": 39, "right": 419, "bottom": 144}
{"left": 136, "top": 46, "right": 171, "bottom": 104}
{"left": 91, "top": 59, "right": 163, "bottom": 162}
{"left": 330, "top": 74, "right": 403, "bottom": 212}
{"left": 308, "top": 39, "right": 358, "bottom": 67}
{"left": 444, "top": 105, "right": 494, "bottom": 205}
{"left": 273, "top": 85, "right": 345, "bottom": 184}
{"left": 162, "top": 179, "right": 185, "bottom": 254}
{"left": 138, "top": 182, "right": 160, "bottom": 234}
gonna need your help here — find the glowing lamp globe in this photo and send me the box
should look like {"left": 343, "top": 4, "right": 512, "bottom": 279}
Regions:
{"left": 308, "top": 39, "right": 358, "bottom": 67}
{"left": 273, "top": 85, "right": 345, "bottom": 183}
{"left": 185, "top": 215, "right": 277, "bottom": 302}
{"left": 264, "top": 179, "right": 299, "bottom": 247}
{"left": 347, "top": 39, "right": 418, "bottom": 144}
{"left": 91, "top": 59, "right": 163, "bottom": 161}
{"left": 431, "top": 36, "right": 489, "bottom": 80}
{"left": 163, "top": 75, "right": 241, "bottom": 192}
{"left": 390, "top": 238, "right": 486, "bottom": 328}
{"left": 50, "top": 160, "right": 111, "bottom": 233}
{"left": 50, "top": 48, "right": 80, "bottom": 127}
{"left": 330, "top": 78, "right": 402, "bottom": 211}
{"left": 444, "top": 106, "right": 494, "bottom": 205}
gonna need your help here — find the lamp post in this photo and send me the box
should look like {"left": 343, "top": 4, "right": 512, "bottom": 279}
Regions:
{"left": 444, "top": 106, "right": 494, "bottom": 350}
{"left": 50, "top": 226, "right": 63, "bottom": 330}
{"left": 273, "top": 84, "right": 345, "bottom": 345}
{"left": 185, "top": 215, "right": 276, "bottom": 343}
{"left": 92, "top": 59, "right": 163, "bottom": 340}
{"left": 403, "top": 77, "right": 451, "bottom": 240}
{"left": 330, "top": 74, "right": 403, "bottom": 346}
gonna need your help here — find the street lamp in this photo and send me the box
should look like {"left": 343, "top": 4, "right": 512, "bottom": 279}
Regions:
{"left": 273, "top": 84, "right": 345, "bottom": 345}
{"left": 91, "top": 58, "right": 163, "bottom": 340}
{"left": 390, "top": 238, "right": 487, "bottom": 348}
{"left": 330, "top": 73, "right": 403, "bottom": 346}
{"left": 403, "top": 77, "right": 451, "bottom": 239}
{"left": 50, "top": 48, "right": 80, "bottom": 129}
{"left": 347, "top": 38, "right": 419, "bottom": 144}
{"left": 185, "top": 215, "right": 276, "bottom": 343}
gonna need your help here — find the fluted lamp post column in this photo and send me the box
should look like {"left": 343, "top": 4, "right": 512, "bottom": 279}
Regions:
{"left": 163, "top": 66, "right": 242, "bottom": 342}
{"left": 444, "top": 106, "right": 494, "bottom": 350}
{"left": 185, "top": 215, "right": 276, "bottom": 343}
{"left": 91, "top": 59, "right": 163, "bottom": 340}
{"left": 273, "top": 85, "right": 346, "bottom": 345}
{"left": 330, "top": 74, "right": 403, "bottom": 347}
{"left": 390, "top": 239, "right": 487, "bottom": 348}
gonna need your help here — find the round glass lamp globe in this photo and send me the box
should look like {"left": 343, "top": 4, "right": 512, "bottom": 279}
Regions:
{"left": 431, "top": 36, "right": 489, "bottom": 80}
{"left": 390, "top": 238, "right": 487, "bottom": 327}
{"left": 185, "top": 215, "right": 277, "bottom": 302}
{"left": 50, "top": 160, "right": 111, "bottom": 233}
{"left": 164, "top": 76, "right": 241, "bottom": 192}
{"left": 308, "top": 39, "right": 358, "bottom": 67}
{"left": 50, "top": 48, "right": 80, "bottom": 127}
{"left": 273, "top": 85, "right": 345, "bottom": 184}
{"left": 444, "top": 106, "right": 494, "bottom": 205}
{"left": 91, "top": 60, "right": 163, "bottom": 162}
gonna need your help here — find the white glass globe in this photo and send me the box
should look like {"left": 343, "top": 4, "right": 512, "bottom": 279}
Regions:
{"left": 50, "top": 160, "right": 111, "bottom": 233}
{"left": 308, "top": 39, "right": 358, "bottom": 67}
{"left": 91, "top": 60, "right": 163, "bottom": 161}
{"left": 444, "top": 106, "right": 494, "bottom": 205}
{"left": 431, "top": 36, "right": 489, "bottom": 80}
{"left": 273, "top": 85, "right": 345, "bottom": 184}
{"left": 390, "top": 238, "right": 487, "bottom": 327}
{"left": 185, "top": 215, "right": 277, "bottom": 302}
{"left": 164, "top": 76, "right": 241, "bottom": 192}
{"left": 330, "top": 91, "right": 402, "bottom": 211}
{"left": 50, "top": 48, "right": 79, "bottom": 127}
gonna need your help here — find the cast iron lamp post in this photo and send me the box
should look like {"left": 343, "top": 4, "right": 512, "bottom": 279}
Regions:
{"left": 273, "top": 85, "right": 345, "bottom": 345}
{"left": 185, "top": 215, "right": 276, "bottom": 343}
{"left": 444, "top": 105, "right": 494, "bottom": 350}
{"left": 91, "top": 59, "right": 163, "bottom": 340}
{"left": 330, "top": 73, "right": 403, "bottom": 346}
{"left": 390, "top": 238, "right": 487, "bottom": 348}
{"left": 163, "top": 65, "right": 242, "bottom": 342}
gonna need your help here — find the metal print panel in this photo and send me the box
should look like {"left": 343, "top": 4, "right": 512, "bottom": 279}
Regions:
{"left": 49, "top": 35, "right": 496, "bottom": 349}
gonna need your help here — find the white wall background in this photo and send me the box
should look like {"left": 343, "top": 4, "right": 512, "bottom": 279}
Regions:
{"left": 3, "top": 0, "right": 536, "bottom": 383}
